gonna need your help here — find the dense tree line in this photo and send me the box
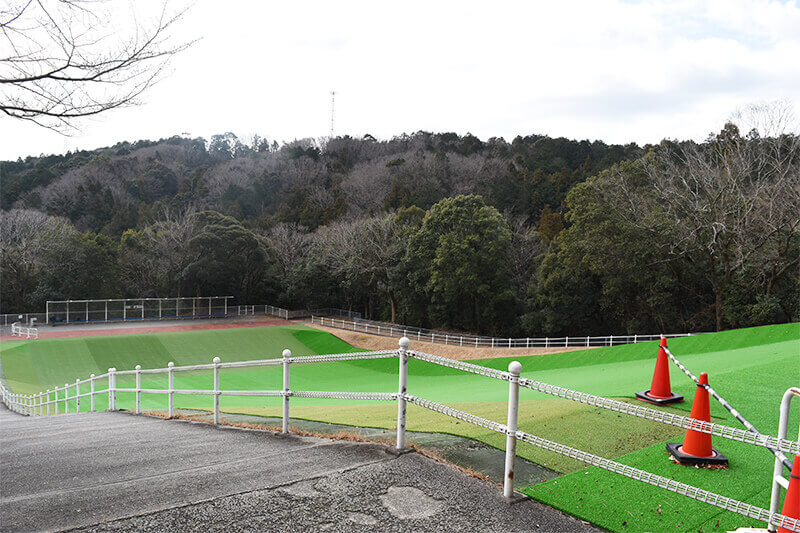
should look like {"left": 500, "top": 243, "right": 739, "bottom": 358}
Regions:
{"left": 2, "top": 114, "right": 798, "bottom": 335}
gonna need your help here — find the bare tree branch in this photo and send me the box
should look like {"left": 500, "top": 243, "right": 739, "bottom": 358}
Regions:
{"left": 0, "top": 0, "right": 194, "bottom": 132}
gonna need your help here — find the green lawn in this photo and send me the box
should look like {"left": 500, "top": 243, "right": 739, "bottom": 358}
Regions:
{"left": 2, "top": 322, "right": 798, "bottom": 532}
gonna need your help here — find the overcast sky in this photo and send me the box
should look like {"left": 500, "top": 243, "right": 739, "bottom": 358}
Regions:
{"left": 2, "top": 0, "right": 799, "bottom": 160}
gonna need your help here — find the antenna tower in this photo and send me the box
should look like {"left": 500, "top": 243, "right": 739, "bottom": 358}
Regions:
{"left": 330, "top": 91, "right": 336, "bottom": 138}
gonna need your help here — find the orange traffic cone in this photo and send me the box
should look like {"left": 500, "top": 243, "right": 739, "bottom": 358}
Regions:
{"left": 635, "top": 336, "right": 684, "bottom": 405}
{"left": 778, "top": 455, "right": 800, "bottom": 533}
{"left": 666, "top": 372, "right": 728, "bottom": 466}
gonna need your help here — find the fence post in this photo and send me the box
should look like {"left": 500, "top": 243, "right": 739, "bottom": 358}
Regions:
{"left": 90, "top": 375, "right": 95, "bottom": 412}
{"left": 135, "top": 365, "right": 142, "bottom": 414}
{"left": 213, "top": 357, "right": 221, "bottom": 425}
{"left": 504, "top": 361, "right": 522, "bottom": 499}
{"left": 282, "top": 350, "right": 291, "bottom": 434}
{"left": 168, "top": 362, "right": 175, "bottom": 417}
{"left": 47, "top": 389, "right": 51, "bottom": 416}
{"left": 586, "top": 336, "right": 590, "bottom": 347}
{"left": 55, "top": 388, "right": 59, "bottom": 415}
{"left": 396, "top": 337, "right": 410, "bottom": 451}
{"left": 64, "top": 384, "right": 69, "bottom": 414}
{"left": 75, "top": 379, "right": 81, "bottom": 413}
{"left": 108, "top": 368, "right": 116, "bottom": 411}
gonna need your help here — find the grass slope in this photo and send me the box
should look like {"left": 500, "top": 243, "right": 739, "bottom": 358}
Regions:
{"left": 523, "top": 324, "right": 799, "bottom": 532}
{"left": 0, "top": 325, "right": 357, "bottom": 394}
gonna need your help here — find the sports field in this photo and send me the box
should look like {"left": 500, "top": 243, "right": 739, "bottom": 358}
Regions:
{"left": 1, "top": 321, "right": 798, "bottom": 532}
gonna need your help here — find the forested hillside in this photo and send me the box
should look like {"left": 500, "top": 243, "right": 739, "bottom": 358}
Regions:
{"left": 2, "top": 127, "right": 797, "bottom": 336}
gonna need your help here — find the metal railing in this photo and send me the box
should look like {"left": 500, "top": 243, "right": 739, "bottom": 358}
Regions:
{"left": 311, "top": 315, "right": 701, "bottom": 348}
{"left": 10, "top": 322, "right": 39, "bottom": 339}
{"left": 0, "top": 313, "right": 46, "bottom": 327}
{"left": 1, "top": 338, "right": 797, "bottom": 531}
{"left": 769, "top": 387, "right": 800, "bottom": 532}
{"left": 1, "top": 304, "right": 357, "bottom": 329}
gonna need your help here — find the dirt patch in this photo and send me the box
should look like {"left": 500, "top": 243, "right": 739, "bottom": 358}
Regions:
{"left": 1, "top": 318, "right": 290, "bottom": 341}
{"left": 306, "top": 323, "right": 591, "bottom": 360}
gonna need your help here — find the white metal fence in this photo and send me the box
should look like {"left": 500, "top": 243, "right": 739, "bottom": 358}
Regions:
{"left": 1, "top": 338, "right": 797, "bottom": 532}
{"left": 10, "top": 322, "right": 38, "bottom": 339}
{"left": 311, "top": 315, "right": 701, "bottom": 348}
{"left": 0, "top": 313, "right": 46, "bottom": 327}
{"left": 1, "top": 303, "right": 359, "bottom": 328}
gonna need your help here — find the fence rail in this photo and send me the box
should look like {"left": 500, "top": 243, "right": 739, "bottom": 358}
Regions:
{"left": 3, "top": 301, "right": 691, "bottom": 350}
{"left": 1, "top": 337, "right": 797, "bottom": 531}
{"left": 10, "top": 322, "right": 39, "bottom": 339}
{"left": 312, "top": 315, "right": 701, "bottom": 349}
{"left": 1, "top": 304, "right": 359, "bottom": 329}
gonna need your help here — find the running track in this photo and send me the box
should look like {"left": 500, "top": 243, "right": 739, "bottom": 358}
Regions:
{"left": 0, "top": 318, "right": 291, "bottom": 341}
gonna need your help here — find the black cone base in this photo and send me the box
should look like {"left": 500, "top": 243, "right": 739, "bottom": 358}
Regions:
{"left": 635, "top": 390, "right": 684, "bottom": 405}
{"left": 666, "top": 442, "right": 728, "bottom": 466}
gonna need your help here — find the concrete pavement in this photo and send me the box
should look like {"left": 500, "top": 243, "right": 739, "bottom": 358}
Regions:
{"left": 0, "top": 406, "right": 600, "bottom": 532}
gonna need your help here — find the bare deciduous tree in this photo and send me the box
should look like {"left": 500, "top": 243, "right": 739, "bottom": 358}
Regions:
{"left": 1, "top": 0, "right": 192, "bottom": 131}
{"left": 118, "top": 206, "right": 198, "bottom": 296}
{"left": 0, "top": 209, "right": 76, "bottom": 309}
{"left": 312, "top": 215, "right": 403, "bottom": 321}
{"left": 606, "top": 103, "right": 800, "bottom": 330}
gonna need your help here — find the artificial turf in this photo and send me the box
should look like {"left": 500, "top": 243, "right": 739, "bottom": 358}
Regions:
{"left": 1, "top": 321, "right": 798, "bottom": 532}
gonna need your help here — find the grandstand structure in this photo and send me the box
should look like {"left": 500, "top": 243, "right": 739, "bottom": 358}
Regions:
{"left": 45, "top": 297, "right": 233, "bottom": 325}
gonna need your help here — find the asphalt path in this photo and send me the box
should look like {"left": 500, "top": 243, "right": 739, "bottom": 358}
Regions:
{"left": 0, "top": 406, "right": 600, "bottom": 532}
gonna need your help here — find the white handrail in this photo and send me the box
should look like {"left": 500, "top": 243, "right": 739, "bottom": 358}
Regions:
{"left": 310, "top": 315, "right": 705, "bottom": 349}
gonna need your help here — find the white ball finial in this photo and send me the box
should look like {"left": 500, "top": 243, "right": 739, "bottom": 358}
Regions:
{"left": 135, "top": 365, "right": 141, "bottom": 370}
{"left": 282, "top": 349, "right": 292, "bottom": 358}
{"left": 213, "top": 356, "right": 221, "bottom": 364}
{"left": 90, "top": 374, "right": 95, "bottom": 378}
{"left": 508, "top": 361, "right": 522, "bottom": 375}
{"left": 399, "top": 337, "right": 410, "bottom": 349}
{"left": 168, "top": 362, "right": 174, "bottom": 368}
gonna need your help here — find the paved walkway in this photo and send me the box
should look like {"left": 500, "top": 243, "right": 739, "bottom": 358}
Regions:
{"left": 0, "top": 406, "right": 599, "bottom": 532}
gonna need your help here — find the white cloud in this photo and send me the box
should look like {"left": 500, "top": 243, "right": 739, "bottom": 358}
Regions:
{"left": 1, "top": 0, "right": 798, "bottom": 160}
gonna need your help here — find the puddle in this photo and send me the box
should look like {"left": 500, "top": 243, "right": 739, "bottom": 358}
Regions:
{"left": 168, "top": 409, "right": 560, "bottom": 488}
